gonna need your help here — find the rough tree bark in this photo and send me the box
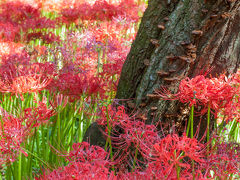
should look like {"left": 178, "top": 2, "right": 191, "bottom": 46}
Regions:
{"left": 116, "top": 0, "right": 240, "bottom": 137}
{"left": 84, "top": 0, "right": 240, "bottom": 144}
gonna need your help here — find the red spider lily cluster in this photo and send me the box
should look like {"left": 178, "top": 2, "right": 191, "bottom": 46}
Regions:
{"left": 44, "top": 57, "right": 106, "bottom": 100}
{"left": 35, "top": 69, "right": 240, "bottom": 179}
{"left": 158, "top": 73, "right": 240, "bottom": 123}
{"left": 0, "top": 0, "right": 138, "bottom": 102}
{"left": 0, "top": 100, "right": 54, "bottom": 165}
{"left": 0, "top": 111, "right": 29, "bottom": 164}
{"left": 97, "top": 105, "right": 130, "bottom": 126}
{"left": 0, "top": 1, "right": 56, "bottom": 42}
{"left": 39, "top": 142, "right": 114, "bottom": 180}
{"left": 0, "top": 0, "right": 137, "bottom": 99}
{"left": 0, "top": 53, "right": 54, "bottom": 99}
{"left": 24, "top": 98, "right": 55, "bottom": 127}
{"left": 59, "top": 0, "right": 140, "bottom": 24}
{"left": 0, "top": 0, "right": 143, "bottom": 177}
{"left": 148, "top": 133, "right": 206, "bottom": 179}
{"left": 0, "top": 0, "right": 143, "bottom": 43}
{"left": 0, "top": 0, "right": 239, "bottom": 179}
{"left": 41, "top": 106, "right": 240, "bottom": 179}
{"left": 49, "top": 20, "right": 133, "bottom": 93}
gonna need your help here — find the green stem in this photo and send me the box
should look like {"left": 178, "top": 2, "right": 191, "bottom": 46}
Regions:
{"left": 190, "top": 105, "right": 194, "bottom": 138}
{"left": 41, "top": 125, "right": 46, "bottom": 162}
{"left": 18, "top": 153, "right": 22, "bottom": 180}
{"left": 28, "top": 130, "right": 36, "bottom": 176}
{"left": 186, "top": 105, "right": 194, "bottom": 137}
{"left": 71, "top": 111, "right": 74, "bottom": 149}
{"left": 23, "top": 148, "right": 52, "bottom": 171}
{"left": 36, "top": 128, "right": 40, "bottom": 157}
{"left": 57, "top": 113, "right": 61, "bottom": 148}
{"left": 7, "top": 165, "right": 15, "bottom": 180}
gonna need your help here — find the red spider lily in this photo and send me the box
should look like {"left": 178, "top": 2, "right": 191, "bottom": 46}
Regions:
{"left": 87, "top": 76, "right": 105, "bottom": 96}
{"left": 0, "top": 1, "right": 57, "bottom": 42}
{"left": 97, "top": 105, "right": 160, "bottom": 169}
{"left": 144, "top": 161, "right": 169, "bottom": 179}
{"left": 48, "top": 69, "right": 104, "bottom": 101}
{"left": 0, "top": 74, "right": 52, "bottom": 95}
{"left": 0, "top": 60, "right": 55, "bottom": 97}
{"left": 60, "top": 4, "right": 91, "bottom": 23}
{"left": 0, "top": 109, "right": 28, "bottom": 165}
{"left": 222, "top": 70, "right": 240, "bottom": 123}
{"left": 0, "top": 72, "right": 52, "bottom": 98}
{"left": 220, "top": 100, "right": 240, "bottom": 123}
{"left": 48, "top": 21, "right": 131, "bottom": 97}
{"left": 0, "top": 96, "right": 54, "bottom": 165}
{"left": 114, "top": 121, "right": 160, "bottom": 164}
{"left": 65, "top": 142, "right": 109, "bottom": 163}
{"left": 58, "top": 0, "right": 140, "bottom": 24}
{"left": 231, "top": 69, "right": 240, "bottom": 85}
{"left": 0, "top": 23, "right": 20, "bottom": 41}
{"left": 60, "top": 21, "right": 130, "bottom": 65}
{"left": 0, "top": 1, "right": 40, "bottom": 25}
{"left": 29, "top": 62, "right": 56, "bottom": 78}
{"left": 145, "top": 161, "right": 199, "bottom": 180}
{"left": 0, "top": 53, "right": 55, "bottom": 80}
{"left": 90, "top": 0, "right": 117, "bottom": 21}
{"left": 96, "top": 105, "right": 130, "bottom": 126}
{"left": 24, "top": 98, "right": 55, "bottom": 127}
{"left": 158, "top": 74, "right": 237, "bottom": 118}
{"left": 48, "top": 72, "right": 87, "bottom": 100}
{"left": 91, "top": 21, "right": 134, "bottom": 45}
{"left": 116, "top": 170, "right": 150, "bottom": 180}
{"left": 117, "top": 0, "right": 140, "bottom": 23}
{"left": 101, "top": 48, "right": 128, "bottom": 75}
{"left": 39, "top": 161, "right": 114, "bottom": 180}
{"left": 25, "top": 17, "right": 55, "bottom": 29}
{"left": 49, "top": 93, "right": 69, "bottom": 112}
{"left": 33, "top": 45, "right": 47, "bottom": 56}
{"left": 39, "top": 142, "right": 114, "bottom": 180}
{"left": 0, "top": 51, "right": 30, "bottom": 67}
{"left": 149, "top": 134, "right": 205, "bottom": 178}
{"left": 39, "top": 0, "right": 84, "bottom": 12}
{"left": 100, "top": 54, "right": 126, "bottom": 92}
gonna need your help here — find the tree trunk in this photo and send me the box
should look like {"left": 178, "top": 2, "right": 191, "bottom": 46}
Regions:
{"left": 116, "top": 0, "right": 240, "bottom": 137}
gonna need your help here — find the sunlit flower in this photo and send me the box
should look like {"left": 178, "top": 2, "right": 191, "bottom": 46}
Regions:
{"left": 0, "top": 74, "right": 51, "bottom": 94}
{"left": 0, "top": 63, "right": 53, "bottom": 98}
{"left": 157, "top": 74, "right": 237, "bottom": 120}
